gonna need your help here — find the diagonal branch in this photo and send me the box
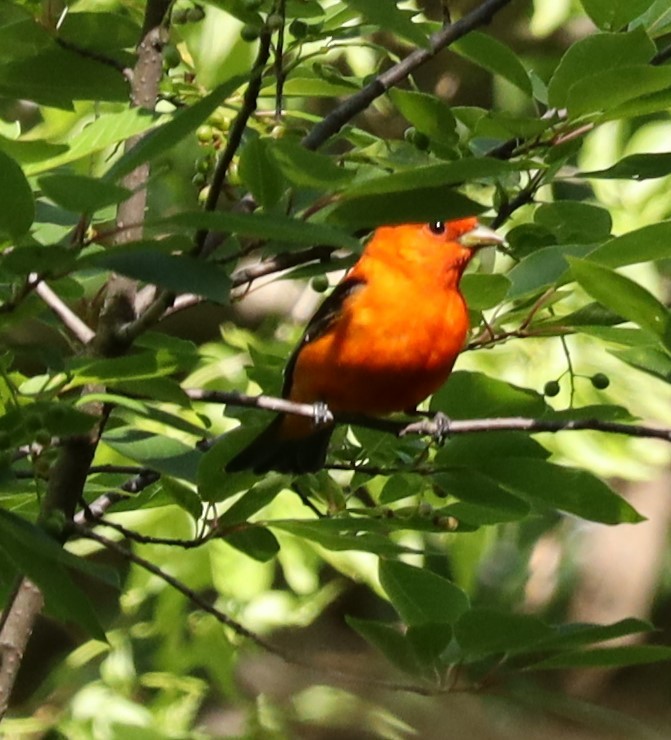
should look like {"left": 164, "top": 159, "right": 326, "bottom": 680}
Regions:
{"left": 301, "top": 0, "right": 514, "bottom": 151}
{"left": 71, "top": 524, "right": 449, "bottom": 696}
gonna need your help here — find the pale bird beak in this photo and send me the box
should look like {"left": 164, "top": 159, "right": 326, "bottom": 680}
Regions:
{"left": 459, "top": 223, "right": 505, "bottom": 249}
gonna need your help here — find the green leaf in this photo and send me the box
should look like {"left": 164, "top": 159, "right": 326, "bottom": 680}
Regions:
{"left": 567, "top": 65, "right": 671, "bottom": 117}
{"left": 225, "top": 527, "right": 280, "bottom": 562}
{"left": 198, "top": 433, "right": 260, "bottom": 503}
{"left": 534, "top": 618, "right": 652, "bottom": 652}
{"left": 460, "top": 273, "right": 511, "bottom": 310}
{"left": 581, "top": 152, "right": 671, "bottom": 181}
{"left": 406, "top": 622, "right": 453, "bottom": 666}
{"left": 328, "top": 187, "right": 483, "bottom": 229}
{"left": 271, "top": 520, "right": 418, "bottom": 556}
{"left": 106, "top": 75, "right": 245, "bottom": 182}
{"left": 568, "top": 257, "right": 670, "bottom": 343}
{"left": 580, "top": 0, "right": 658, "bottom": 31}
{"left": 57, "top": 11, "right": 141, "bottom": 51}
{"left": 269, "top": 138, "right": 354, "bottom": 190}
{"left": 437, "top": 431, "right": 550, "bottom": 466}
{"left": 0, "top": 47, "right": 128, "bottom": 109}
{"left": 342, "top": 0, "right": 428, "bottom": 47}
{"left": 548, "top": 29, "right": 655, "bottom": 109}
{"left": 103, "top": 428, "right": 201, "bottom": 482}
{"left": 529, "top": 645, "right": 671, "bottom": 670}
{"left": 218, "top": 476, "right": 285, "bottom": 525}
{"left": 162, "top": 210, "right": 360, "bottom": 250}
{"left": 431, "top": 371, "right": 548, "bottom": 419}
{"left": 1, "top": 245, "right": 75, "bottom": 276}
{"left": 379, "top": 474, "right": 423, "bottom": 504}
{"left": 389, "top": 89, "right": 457, "bottom": 145}
{"left": 589, "top": 222, "right": 671, "bottom": 267}
{"left": 506, "top": 243, "right": 597, "bottom": 298}
{"left": 434, "top": 469, "right": 530, "bottom": 525}
{"left": 0, "top": 3, "right": 52, "bottom": 63}
{"left": 161, "top": 477, "right": 202, "bottom": 519}
{"left": 0, "top": 150, "right": 34, "bottom": 239}
{"left": 0, "top": 509, "right": 109, "bottom": 639}
{"left": 534, "top": 202, "right": 612, "bottom": 244}
{"left": 66, "top": 351, "right": 188, "bottom": 388}
{"left": 92, "top": 249, "right": 231, "bottom": 303}
{"left": 346, "top": 617, "right": 422, "bottom": 675}
{"left": 262, "top": 77, "right": 361, "bottom": 97}
{"left": 611, "top": 345, "right": 671, "bottom": 382}
{"left": 24, "top": 108, "right": 159, "bottom": 177}
{"left": 238, "top": 137, "right": 286, "bottom": 208}
{"left": 452, "top": 31, "right": 532, "bottom": 96}
{"left": 481, "top": 459, "right": 643, "bottom": 524}
{"left": 455, "top": 608, "right": 553, "bottom": 656}
{"left": 343, "top": 158, "right": 521, "bottom": 198}
{"left": 39, "top": 174, "right": 131, "bottom": 213}
{"left": 378, "top": 559, "right": 470, "bottom": 626}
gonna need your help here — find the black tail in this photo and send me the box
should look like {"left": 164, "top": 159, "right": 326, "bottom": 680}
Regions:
{"left": 225, "top": 415, "right": 333, "bottom": 474}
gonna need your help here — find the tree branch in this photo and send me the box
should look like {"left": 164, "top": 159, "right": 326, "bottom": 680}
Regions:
{"left": 33, "top": 277, "right": 95, "bottom": 345}
{"left": 186, "top": 389, "right": 671, "bottom": 444}
{"left": 193, "top": 27, "right": 273, "bottom": 258}
{"left": 301, "top": 0, "right": 514, "bottom": 151}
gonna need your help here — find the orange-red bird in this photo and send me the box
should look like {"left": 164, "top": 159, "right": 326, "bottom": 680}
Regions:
{"left": 227, "top": 218, "right": 503, "bottom": 473}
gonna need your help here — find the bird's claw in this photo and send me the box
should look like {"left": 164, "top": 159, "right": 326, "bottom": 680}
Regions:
{"left": 432, "top": 411, "right": 451, "bottom": 445}
{"left": 312, "top": 401, "right": 333, "bottom": 427}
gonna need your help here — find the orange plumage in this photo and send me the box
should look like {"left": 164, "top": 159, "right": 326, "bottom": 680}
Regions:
{"left": 227, "top": 217, "right": 503, "bottom": 473}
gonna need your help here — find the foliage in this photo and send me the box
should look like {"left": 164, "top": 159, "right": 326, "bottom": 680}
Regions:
{"left": 3, "top": 0, "right": 671, "bottom": 736}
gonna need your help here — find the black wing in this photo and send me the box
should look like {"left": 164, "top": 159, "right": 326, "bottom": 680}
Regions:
{"left": 282, "top": 277, "right": 365, "bottom": 397}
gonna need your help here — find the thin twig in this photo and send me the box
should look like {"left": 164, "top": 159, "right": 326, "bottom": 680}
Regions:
{"left": 72, "top": 525, "right": 282, "bottom": 652}
{"left": 33, "top": 277, "right": 95, "bottom": 345}
{"left": 231, "top": 245, "right": 338, "bottom": 288}
{"left": 55, "top": 36, "right": 133, "bottom": 81}
{"left": 274, "top": 0, "right": 287, "bottom": 120}
{"left": 193, "top": 28, "right": 273, "bottom": 258}
{"left": 301, "top": 0, "right": 514, "bottom": 151}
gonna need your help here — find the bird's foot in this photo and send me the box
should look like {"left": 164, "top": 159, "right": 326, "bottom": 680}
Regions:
{"left": 431, "top": 411, "right": 451, "bottom": 445}
{"left": 399, "top": 411, "right": 450, "bottom": 444}
{"left": 312, "top": 401, "right": 333, "bottom": 427}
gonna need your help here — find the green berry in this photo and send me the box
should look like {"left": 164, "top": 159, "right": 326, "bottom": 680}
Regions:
{"left": 163, "top": 44, "right": 181, "bottom": 69}
{"left": 186, "top": 5, "right": 205, "bottom": 22}
{"left": 196, "top": 125, "right": 214, "bottom": 144}
{"left": 195, "top": 154, "right": 212, "bottom": 173}
{"left": 543, "top": 380, "right": 560, "bottom": 397}
{"left": 591, "top": 373, "right": 610, "bottom": 390}
{"left": 240, "top": 24, "right": 260, "bottom": 41}
{"left": 289, "top": 19, "right": 308, "bottom": 38}
{"left": 266, "top": 13, "right": 283, "bottom": 31}
{"left": 311, "top": 275, "right": 329, "bottom": 293}
{"left": 208, "top": 109, "right": 229, "bottom": 130}
{"left": 192, "top": 172, "right": 207, "bottom": 187}
{"left": 197, "top": 185, "right": 210, "bottom": 204}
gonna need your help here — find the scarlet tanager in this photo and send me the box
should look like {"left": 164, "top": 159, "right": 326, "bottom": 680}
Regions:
{"left": 227, "top": 217, "right": 503, "bottom": 473}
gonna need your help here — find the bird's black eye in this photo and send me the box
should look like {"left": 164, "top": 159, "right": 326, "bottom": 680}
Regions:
{"left": 428, "top": 221, "right": 445, "bottom": 235}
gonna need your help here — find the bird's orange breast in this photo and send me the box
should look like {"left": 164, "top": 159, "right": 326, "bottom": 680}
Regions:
{"left": 289, "top": 274, "right": 469, "bottom": 414}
